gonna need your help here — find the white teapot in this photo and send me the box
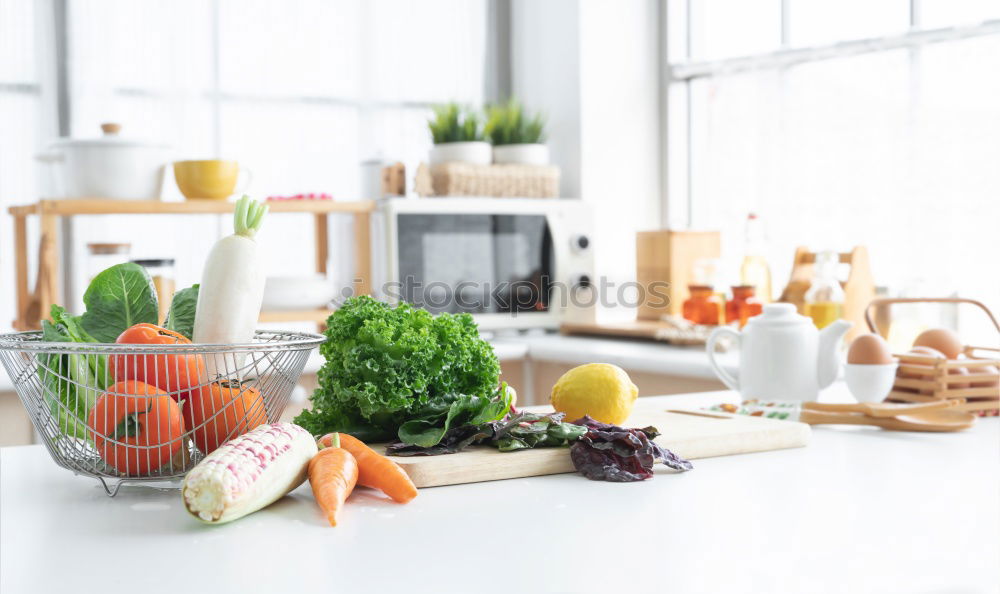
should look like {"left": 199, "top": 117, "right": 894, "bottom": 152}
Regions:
{"left": 706, "top": 303, "right": 852, "bottom": 401}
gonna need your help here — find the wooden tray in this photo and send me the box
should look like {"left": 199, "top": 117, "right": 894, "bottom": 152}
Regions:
{"left": 559, "top": 318, "right": 719, "bottom": 347}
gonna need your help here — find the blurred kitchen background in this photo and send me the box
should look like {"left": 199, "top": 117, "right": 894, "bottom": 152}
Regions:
{"left": 1, "top": 0, "right": 998, "bottom": 442}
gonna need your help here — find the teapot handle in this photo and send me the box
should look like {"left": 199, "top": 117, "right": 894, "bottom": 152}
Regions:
{"left": 706, "top": 326, "right": 740, "bottom": 392}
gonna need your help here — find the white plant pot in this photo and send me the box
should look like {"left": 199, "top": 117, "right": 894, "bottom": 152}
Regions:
{"left": 492, "top": 143, "right": 549, "bottom": 166}
{"left": 429, "top": 141, "right": 492, "bottom": 166}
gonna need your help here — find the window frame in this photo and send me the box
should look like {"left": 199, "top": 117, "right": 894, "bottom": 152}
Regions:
{"left": 661, "top": 0, "right": 1000, "bottom": 228}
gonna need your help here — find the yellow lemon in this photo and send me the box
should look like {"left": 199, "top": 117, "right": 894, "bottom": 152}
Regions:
{"left": 550, "top": 363, "right": 638, "bottom": 425}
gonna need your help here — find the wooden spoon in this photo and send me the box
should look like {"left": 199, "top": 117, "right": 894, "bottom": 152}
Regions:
{"left": 802, "top": 399, "right": 963, "bottom": 418}
{"left": 798, "top": 408, "right": 976, "bottom": 432}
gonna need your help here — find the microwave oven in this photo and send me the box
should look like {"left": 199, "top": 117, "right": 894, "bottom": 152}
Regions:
{"left": 371, "top": 198, "right": 596, "bottom": 330}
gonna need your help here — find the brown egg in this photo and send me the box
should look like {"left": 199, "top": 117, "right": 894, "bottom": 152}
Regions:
{"left": 908, "top": 346, "right": 946, "bottom": 359}
{"left": 900, "top": 347, "right": 945, "bottom": 394}
{"left": 971, "top": 364, "right": 1000, "bottom": 389}
{"left": 913, "top": 328, "right": 963, "bottom": 359}
{"left": 947, "top": 367, "right": 971, "bottom": 390}
{"left": 847, "top": 334, "right": 894, "bottom": 365}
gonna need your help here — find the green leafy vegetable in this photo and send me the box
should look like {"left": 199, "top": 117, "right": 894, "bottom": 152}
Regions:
{"left": 385, "top": 409, "right": 586, "bottom": 456}
{"left": 398, "top": 387, "right": 513, "bottom": 448}
{"left": 164, "top": 284, "right": 199, "bottom": 339}
{"left": 39, "top": 305, "right": 110, "bottom": 441}
{"left": 293, "top": 296, "right": 501, "bottom": 442}
{"left": 489, "top": 411, "right": 587, "bottom": 452}
{"left": 80, "top": 262, "right": 159, "bottom": 342}
{"left": 34, "top": 263, "right": 154, "bottom": 441}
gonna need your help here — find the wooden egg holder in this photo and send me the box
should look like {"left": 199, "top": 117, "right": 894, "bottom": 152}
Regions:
{"left": 867, "top": 297, "right": 1000, "bottom": 416}
{"left": 886, "top": 347, "right": 1000, "bottom": 416}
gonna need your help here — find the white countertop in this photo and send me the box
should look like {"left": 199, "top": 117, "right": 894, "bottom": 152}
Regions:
{"left": 2, "top": 389, "right": 996, "bottom": 594}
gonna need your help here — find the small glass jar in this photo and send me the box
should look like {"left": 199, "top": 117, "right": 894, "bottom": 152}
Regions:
{"left": 132, "top": 258, "right": 176, "bottom": 324}
{"left": 804, "top": 250, "right": 845, "bottom": 329}
{"left": 86, "top": 243, "right": 131, "bottom": 282}
{"left": 682, "top": 284, "right": 724, "bottom": 326}
{"left": 726, "top": 285, "right": 763, "bottom": 328}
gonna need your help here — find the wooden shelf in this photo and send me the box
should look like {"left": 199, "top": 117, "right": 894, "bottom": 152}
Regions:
{"left": 8, "top": 198, "right": 373, "bottom": 332}
{"left": 9, "top": 198, "right": 375, "bottom": 217}
{"left": 258, "top": 309, "right": 335, "bottom": 324}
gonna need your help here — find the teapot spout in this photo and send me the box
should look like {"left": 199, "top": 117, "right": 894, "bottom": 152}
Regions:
{"left": 817, "top": 320, "right": 853, "bottom": 389}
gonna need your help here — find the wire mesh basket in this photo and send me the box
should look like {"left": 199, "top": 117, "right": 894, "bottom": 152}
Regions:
{"left": 0, "top": 329, "right": 324, "bottom": 496}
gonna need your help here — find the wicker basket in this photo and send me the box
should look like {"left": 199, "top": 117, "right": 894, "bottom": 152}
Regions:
{"left": 865, "top": 298, "right": 999, "bottom": 416}
{"left": 415, "top": 162, "right": 560, "bottom": 198}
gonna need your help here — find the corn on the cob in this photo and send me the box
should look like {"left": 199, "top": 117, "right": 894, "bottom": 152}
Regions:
{"left": 182, "top": 422, "right": 317, "bottom": 524}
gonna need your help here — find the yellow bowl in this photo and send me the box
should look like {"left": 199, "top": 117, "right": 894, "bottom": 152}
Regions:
{"left": 173, "top": 160, "right": 241, "bottom": 200}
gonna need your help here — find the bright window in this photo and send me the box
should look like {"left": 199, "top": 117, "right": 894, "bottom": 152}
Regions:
{"left": 666, "top": 0, "right": 1000, "bottom": 342}
{"left": 1, "top": 0, "right": 488, "bottom": 330}
{"left": 0, "top": 1, "right": 51, "bottom": 332}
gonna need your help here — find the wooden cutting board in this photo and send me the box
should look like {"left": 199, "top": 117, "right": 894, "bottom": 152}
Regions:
{"left": 387, "top": 403, "right": 811, "bottom": 488}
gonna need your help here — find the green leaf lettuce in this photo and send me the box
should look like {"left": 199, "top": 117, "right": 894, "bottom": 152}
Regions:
{"left": 293, "top": 296, "right": 502, "bottom": 442}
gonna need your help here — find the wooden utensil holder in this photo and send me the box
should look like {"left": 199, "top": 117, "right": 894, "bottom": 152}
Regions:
{"left": 865, "top": 298, "right": 1000, "bottom": 416}
{"left": 779, "top": 246, "right": 875, "bottom": 341}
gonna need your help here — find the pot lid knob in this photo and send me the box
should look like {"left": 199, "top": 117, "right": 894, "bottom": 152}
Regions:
{"left": 100, "top": 122, "right": 122, "bottom": 136}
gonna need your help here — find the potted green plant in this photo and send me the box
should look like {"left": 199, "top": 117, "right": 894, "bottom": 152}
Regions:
{"left": 427, "top": 103, "right": 491, "bottom": 165}
{"left": 485, "top": 99, "right": 548, "bottom": 165}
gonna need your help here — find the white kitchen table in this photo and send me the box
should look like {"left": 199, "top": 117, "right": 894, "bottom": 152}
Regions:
{"left": 1, "top": 390, "right": 997, "bottom": 594}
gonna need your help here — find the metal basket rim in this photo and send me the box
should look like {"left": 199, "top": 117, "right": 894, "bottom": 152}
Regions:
{"left": 0, "top": 329, "right": 325, "bottom": 354}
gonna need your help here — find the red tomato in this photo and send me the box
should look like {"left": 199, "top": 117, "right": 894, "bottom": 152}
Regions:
{"left": 109, "top": 324, "right": 205, "bottom": 398}
{"left": 182, "top": 380, "right": 267, "bottom": 454}
{"left": 88, "top": 380, "right": 185, "bottom": 476}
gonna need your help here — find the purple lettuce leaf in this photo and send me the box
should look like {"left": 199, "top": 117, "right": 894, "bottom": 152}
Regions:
{"left": 568, "top": 415, "right": 693, "bottom": 482}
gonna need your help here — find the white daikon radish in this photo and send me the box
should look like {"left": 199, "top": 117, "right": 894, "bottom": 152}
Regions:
{"left": 193, "top": 195, "right": 268, "bottom": 378}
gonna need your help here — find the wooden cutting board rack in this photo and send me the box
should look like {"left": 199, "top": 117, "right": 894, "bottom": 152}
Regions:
{"left": 779, "top": 246, "right": 875, "bottom": 342}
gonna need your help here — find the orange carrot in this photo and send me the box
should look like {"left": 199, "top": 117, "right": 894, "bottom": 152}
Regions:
{"left": 319, "top": 433, "right": 418, "bottom": 504}
{"left": 308, "top": 434, "right": 358, "bottom": 527}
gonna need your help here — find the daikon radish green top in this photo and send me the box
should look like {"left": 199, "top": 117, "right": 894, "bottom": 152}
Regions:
{"left": 193, "top": 196, "right": 268, "bottom": 376}
{"left": 233, "top": 195, "right": 268, "bottom": 239}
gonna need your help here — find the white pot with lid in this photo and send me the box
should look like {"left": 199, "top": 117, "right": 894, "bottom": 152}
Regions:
{"left": 37, "top": 123, "right": 171, "bottom": 200}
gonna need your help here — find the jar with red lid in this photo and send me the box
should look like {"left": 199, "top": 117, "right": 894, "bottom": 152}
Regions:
{"left": 726, "top": 285, "right": 763, "bottom": 328}
{"left": 682, "top": 285, "right": 724, "bottom": 325}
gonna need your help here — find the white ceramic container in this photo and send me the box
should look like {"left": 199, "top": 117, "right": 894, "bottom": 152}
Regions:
{"left": 844, "top": 362, "right": 899, "bottom": 402}
{"left": 492, "top": 143, "right": 550, "bottom": 165}
{"left": 428, "top": 141, "right": 492, "bottom": 166}
{"left": 36, "top": 123, "right": 170, "bottom": 199}
{"left": 262, "top": 275, "right": 336, "bottom": 311}
{"left": 706, "top": 303, "right": 852, "bottom": 401}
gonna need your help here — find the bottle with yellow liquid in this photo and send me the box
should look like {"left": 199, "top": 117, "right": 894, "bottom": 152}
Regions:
{"left": 740, "top": 213, "right": 772, "bottom": 303}
{"left": 804, "top": 251, "right": 844, "bottom": 329}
